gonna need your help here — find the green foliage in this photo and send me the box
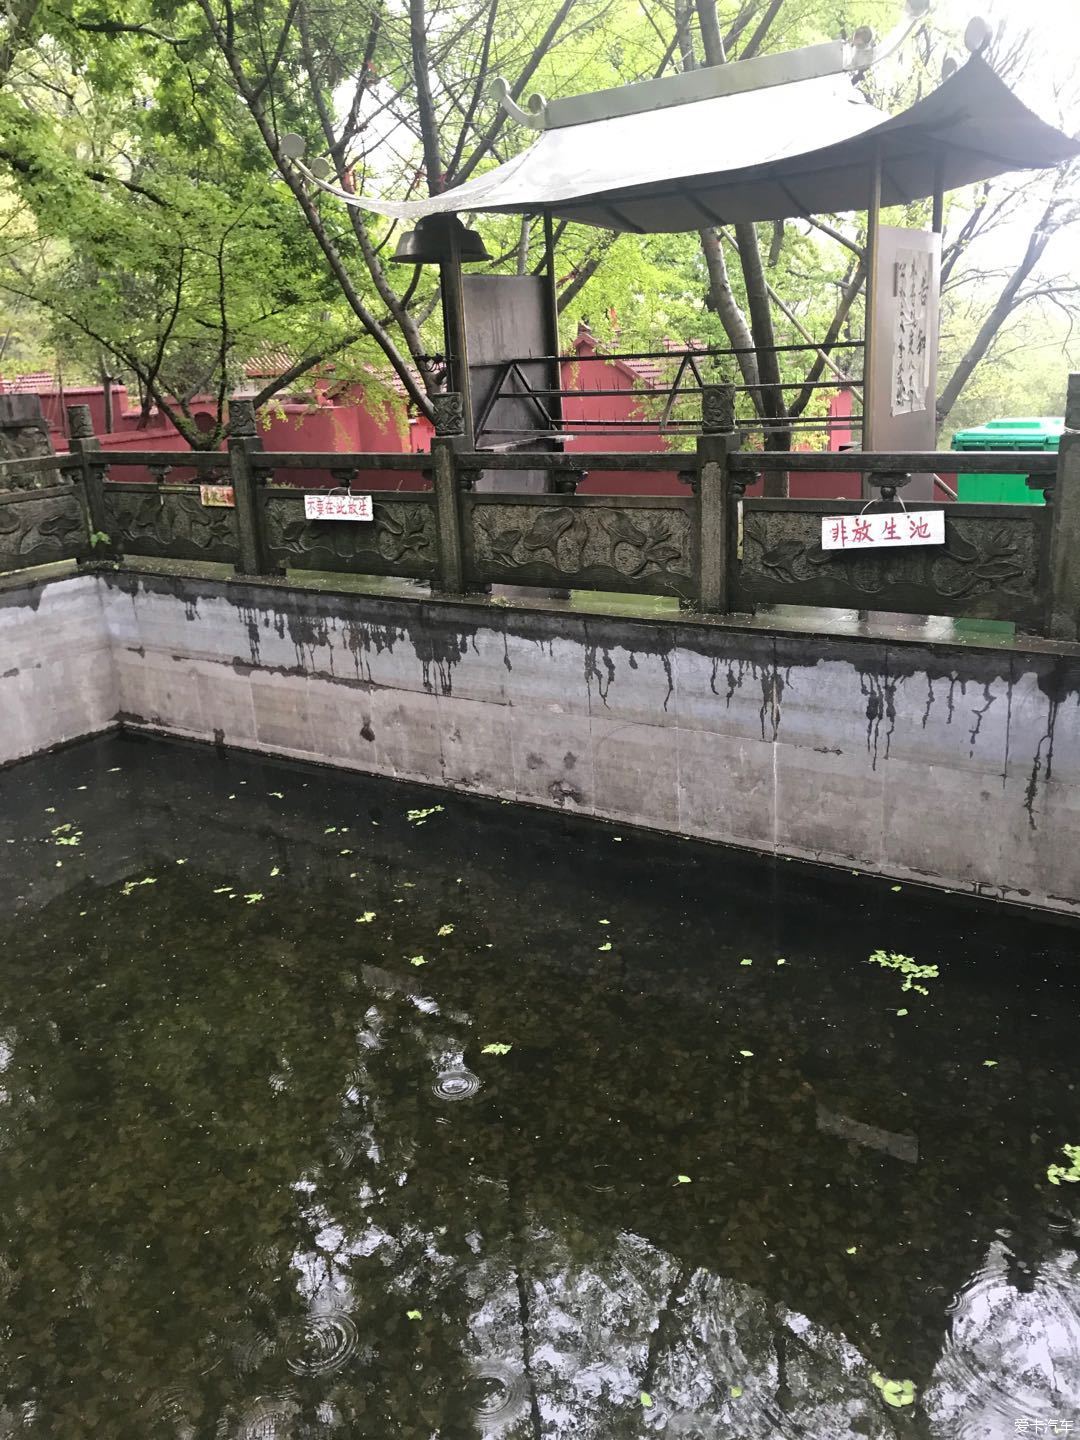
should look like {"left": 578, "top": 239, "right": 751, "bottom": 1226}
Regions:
{"left": 867, "top": 949, "right": 939, "bottom": 996}
{"left": 870, "top": 1372, "right": 916, "bottom": 1408}
{"left": 1, "top": 0, "right": 1075, "bottom": 438}
{"left": 1047, "top": 1144, "right": 1080, "bottom": 1186}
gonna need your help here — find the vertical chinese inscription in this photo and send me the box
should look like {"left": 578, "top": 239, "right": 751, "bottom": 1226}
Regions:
{"left": 891, "top": 249, "right": 933, "bottom": 416}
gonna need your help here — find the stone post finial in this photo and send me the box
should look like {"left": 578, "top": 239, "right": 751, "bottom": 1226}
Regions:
{"left": 702, "top": 384, "right": 736, "bottom": 435}
{"left": 433, "top": 391, "right": 465, "bottom": 438}
{"left": 229, "top": 396, "right": 257, "bottom": 439}
{"left": 67, "top": 404, "right": 95, "bottom": 441}
{"left": 1066, "top": 374, "right": 1080, "bottom": 433}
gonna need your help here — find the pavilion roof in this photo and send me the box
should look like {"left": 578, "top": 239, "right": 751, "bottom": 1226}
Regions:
{"left": 318, "top": 56, "right": 1078, "bottom": 234}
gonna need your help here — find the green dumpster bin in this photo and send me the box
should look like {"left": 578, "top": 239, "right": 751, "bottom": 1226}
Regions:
{"left": 950, "top": 416, "right": 1064, "bottom": 505}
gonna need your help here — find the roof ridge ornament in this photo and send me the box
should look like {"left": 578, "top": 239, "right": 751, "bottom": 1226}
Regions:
{"left": 488, "top": 0, "right": 936, "bottom": 133}
{"left": 487, "top": 77, "right": 547, "bottom": 131}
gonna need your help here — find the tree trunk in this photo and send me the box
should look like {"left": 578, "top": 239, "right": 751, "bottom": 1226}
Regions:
{"left": 935, "top": 227, "right": 1051, "bottom": 435}
{"left": 700, "top": 228, "right": 759, "bottom": 391}
{"left": 695, "top": 0, "right": 790, "bottom": 482}
{"left": 409, "top": 0, "right": 444, "bottom": 193}
{"left": 735, "top": 222, "right": 791, "bottom": 469}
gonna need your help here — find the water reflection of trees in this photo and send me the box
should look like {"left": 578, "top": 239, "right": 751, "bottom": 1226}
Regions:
{"left": 0, "top": 740, "right": 1077, "bottom": 1436}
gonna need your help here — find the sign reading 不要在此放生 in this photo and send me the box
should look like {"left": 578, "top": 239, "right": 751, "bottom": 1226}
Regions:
{"left": 304, "top": 493, "right": 374, "bottom": 522}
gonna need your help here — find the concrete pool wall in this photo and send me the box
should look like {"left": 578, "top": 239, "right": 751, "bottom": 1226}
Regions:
{"left": 3, "top": 568, "right": 1080, "bottom": 914}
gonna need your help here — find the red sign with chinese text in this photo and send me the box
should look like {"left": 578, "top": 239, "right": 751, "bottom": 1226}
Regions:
{"left": 200, "top": 484, "right": 235, "bottom": 508}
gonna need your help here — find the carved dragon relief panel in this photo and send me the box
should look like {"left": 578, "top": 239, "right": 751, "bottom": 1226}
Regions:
{"left": 469, "top": 502, "right": 695, "bottom": 597}
{"left": 0, "top": 489, "right": 87, "bottom": 570}
{"left": 264, "top": 497, "right": 437, "bottom": 577}
{"left": 740, "top": 509, "right": 1043, "bottom": 617}
{"left": 104, "top": 489, "right": 239, "bottom": 562}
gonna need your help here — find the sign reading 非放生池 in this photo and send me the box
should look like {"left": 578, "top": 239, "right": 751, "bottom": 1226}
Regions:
{"left": 821, "top": 510, "right": 945, "bottom": 552}
{"left": 304, "top": 493, "right": 373, "bottom": 522}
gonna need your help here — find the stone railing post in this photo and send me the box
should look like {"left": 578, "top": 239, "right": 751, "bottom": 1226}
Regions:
{"left": 66, "top": 403, "right": 116, "bottom": 562}
{"left": 1045, "top": 375, "right": 1080, "bottom": 639}
{"left": 695, "top": 384, "right": 742, "bottom": 612}
{"left": 227, "top": 396, "right": 269, "bottom": 575}
{"left": 430, "top": 392, "right": 468, "bottom": 595}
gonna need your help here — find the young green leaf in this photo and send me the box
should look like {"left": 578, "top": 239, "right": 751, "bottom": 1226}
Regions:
{"left": 639, "top": 1393, "right": 652, "bottom": 1408}
{"left": 1047, "top": 1144, "right": 1080, "bottom": 1186}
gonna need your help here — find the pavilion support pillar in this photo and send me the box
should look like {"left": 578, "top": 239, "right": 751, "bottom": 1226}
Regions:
{"left": 540, "top": 212, "right": 565, "bottom": 457}
{"left": 439, "top": 223, "right": 475, "bottom": 451}
{"left": 861, "top": 140, "right": 884, "bottom": 490}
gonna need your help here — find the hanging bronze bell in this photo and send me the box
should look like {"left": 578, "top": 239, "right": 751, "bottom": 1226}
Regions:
{"left": 391, "top": 214, "right": 491, "bottom": 265}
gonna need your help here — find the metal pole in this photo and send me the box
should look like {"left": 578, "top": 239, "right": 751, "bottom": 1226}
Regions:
{"left": 932, "top": 146, "right": 946, "bottom": 235}
{"left": 439, "top": 224, "right": 474, "bottom": 449}
{"left": 862, "top": 140, "right": 883, "bottom": 468}
{"left": 541, "top": 212, "right": 565, "bottom": 455}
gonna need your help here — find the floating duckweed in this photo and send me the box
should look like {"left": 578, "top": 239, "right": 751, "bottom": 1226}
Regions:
{"left": 481, "top": 1043, "right": 512, "bottom": 1056}
{"left": 1047, "top": 1144, "right": 1080, "bottom": 1186}
{"left": 407, "top": 806, "right": 444, "bottom": 825}
{"left": 639, "top": 1393, "right": 652, "bottom": 1408}
{"left": 867, "top": 950, "right": 938, "bottom": 996}
{"left": 121, "top": 877, "right": 157, "bottom": 897}
{"left": 437, "top": 924, "right": 454, "bottom": 937}
{"left": 356, "top": 912, "right": 376, "bottom": 924}
{"left": 870, "top": 1372, "right": 916, "bottom": 1408}
{"left": 598, "top": 942, "right": 612, "bottom": 952}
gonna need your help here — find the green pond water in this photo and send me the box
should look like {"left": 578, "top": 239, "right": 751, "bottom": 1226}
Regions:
{"left": 0, "top": 732, "right": 1077, "bottom": 1439}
